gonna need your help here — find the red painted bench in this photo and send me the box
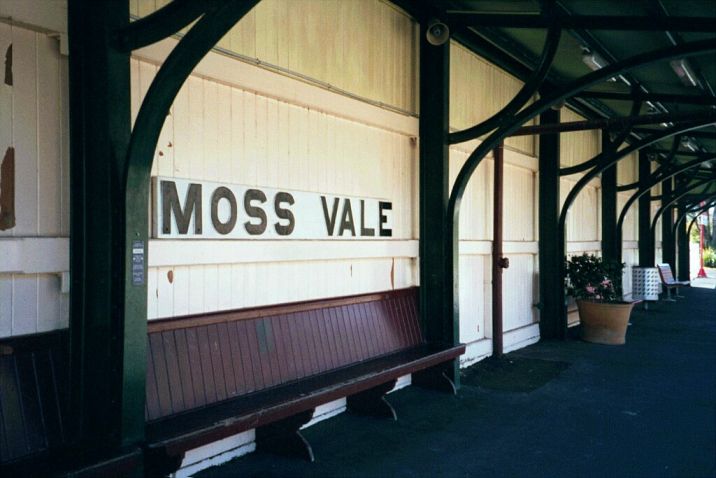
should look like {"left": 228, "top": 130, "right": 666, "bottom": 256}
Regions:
{"left": 0, "top": 331, "right": 69, "bottom": 472}
{"left": 657, "top": 263, "right": 689, "bottom": 300}
{"left": 0, "top": 331, "right": 142, "bottom": 477}
{"left": 144, "top": 287, "right": 464, "bottom": 475}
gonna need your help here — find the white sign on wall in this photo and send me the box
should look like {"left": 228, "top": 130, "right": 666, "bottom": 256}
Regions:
{"left": 152, "top": 177, "right": 393, "bottom": 240}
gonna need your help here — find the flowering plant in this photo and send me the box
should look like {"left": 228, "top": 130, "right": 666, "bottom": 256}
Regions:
{"left": 565, "top": 253, "right": 625, "bottom": 302}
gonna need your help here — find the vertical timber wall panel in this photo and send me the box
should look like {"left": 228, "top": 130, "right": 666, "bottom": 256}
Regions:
{"left": 559, "top": 109, "right": 600, "bottom": 168}
{"left": 651, "top": 161, "right": 663, "bottom": 264}
{"left": 560, "top": 109, "right": 602, "bottom": 324}
{"left": 449, "top": 141, "right": 539, "bottom": 358}
{"left": 0, "top": 24, "right": 69, "bottom": 338}
{"left": 450, "top": 147, "right": 491, "bottom": 346}
{"left": 619, "top": 151, "right": 639, "bottom": 295}
{"left": 559, "top": 109, "right": 601, "bottom": 254}
{"left": 448, "top": 38, "right": 540, "bottom": 360}
{"left": 132, "top": 0, "right": 418, "bottom": 114}
{"left": 133, "top": 56, "right": 418, "bottom": 319}
{"left": 450, "top": 43, "right": 535, "bottom": 157}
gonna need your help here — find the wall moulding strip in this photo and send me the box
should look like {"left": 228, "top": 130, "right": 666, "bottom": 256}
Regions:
{"left": 450, "top": 138, "right": 538, "bottom": 172}
{"left": 133, "top": 38, "right": 419, "bottom": 137}
{"left": 458, "top": 241, "right": 539, "bottom": 255}
{"left": 566, "top": 241, "right": 602, "bottom": 253}
{"left": 0, "top": 2, "right": 67, "bottom": 35}
{"left": 148, "top": 239, "right": 419, "bottom": 267}
{"left": 0, "top": 237, "right": 68, "bottom": 273}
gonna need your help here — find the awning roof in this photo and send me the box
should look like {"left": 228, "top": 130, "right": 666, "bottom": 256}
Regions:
{"left": 396, "top": 0, "right": 716, "bottom": 200}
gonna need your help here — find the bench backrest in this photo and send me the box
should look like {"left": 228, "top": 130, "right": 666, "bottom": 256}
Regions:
{"left": 146, "top": 288, "right": 422, "bottom": 422}
{"left": 657, "top": 263, "right": 676, "bottom": 284}
{"left": 0, "top": 331, "right": 69, "bottom": 465}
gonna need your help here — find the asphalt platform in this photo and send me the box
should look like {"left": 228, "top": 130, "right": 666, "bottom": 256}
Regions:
{"left": 197, "top": 287, "right": 716, "bottom": 478}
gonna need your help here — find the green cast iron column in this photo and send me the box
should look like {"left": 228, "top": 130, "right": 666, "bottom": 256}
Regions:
{"left": 418, "top": 24, "right": 458, "bottom": 384}
{"left": 638, "top": 150, "right": 654, "bottom": 266}
{"left": 601, "top": 131, "right": 619, "bottom": 263}
{"left": 677, "top": 201, "right": 691, "bottom": 280}
{"left": 538, "top": 107, "right": 563, "bottom": 340}
{"left": 661, "top": 177, "right": 676, "bottom": 269}
{"left": 68, "top": 0, "right": 145, "bottom": 458}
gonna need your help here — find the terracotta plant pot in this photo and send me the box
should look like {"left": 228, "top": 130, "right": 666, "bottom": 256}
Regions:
{"left": 576, "top": 300, "right": 636, "bottom": 345}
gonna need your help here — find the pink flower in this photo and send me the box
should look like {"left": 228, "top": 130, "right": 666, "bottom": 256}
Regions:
{"left": 601, "top": 279, "right": 611, "bottom": 286}
{"left": 585, "top": 286, "right": 596, "bottom": 294}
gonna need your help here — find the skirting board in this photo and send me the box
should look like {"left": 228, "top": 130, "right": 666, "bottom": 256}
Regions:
{"left": 459, "top": 323, "right": 541, "bottom": 368}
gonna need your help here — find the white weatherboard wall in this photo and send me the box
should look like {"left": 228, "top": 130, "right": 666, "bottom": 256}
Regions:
{"left": 131, "top": 54, "right": 418, "bottom": 319}
{"left": 449, "top": 42, "right": 540, "bottom": 366}
{"left": 450, "top": 141, "right": 540, "bottom": 366}
{"left": 619, "top": 152, "right": 640, "bottom": 297}
{"left": 0, "top": 20, "right": 70, "bottom": 337}
{"left": 133, "top": 29, "right": 421, "bottom": 473}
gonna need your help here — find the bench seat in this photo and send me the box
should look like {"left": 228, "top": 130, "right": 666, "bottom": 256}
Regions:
{"left": 657, "top": 263, "right": 689, "bottom": 300}
{"left": 146, "top": 343, "right": 462, "bottom": 461}
{"left": 144, "top": 287, "right": 465, "bottom": 475}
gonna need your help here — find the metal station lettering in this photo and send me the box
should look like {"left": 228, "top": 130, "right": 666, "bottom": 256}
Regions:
{"left": 152, "top": 177, "right": 393, "bottom": 239}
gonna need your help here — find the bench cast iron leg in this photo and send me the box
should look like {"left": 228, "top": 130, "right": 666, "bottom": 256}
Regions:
{"left": 256, "top": 409, "right": 315, "bottom": 462}
{"left": 412, "top": 363, "right": 457, "bottom": 395}
{"left": 144, "top": 447, "right": 185, "bottom": 478}
{"left": 347, "top": 379, "right": 398, "bottom": 421}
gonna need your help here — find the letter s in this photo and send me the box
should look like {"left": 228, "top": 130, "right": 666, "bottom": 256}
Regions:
{"left": 274, "top": 192, "right": 295, "bottom": 236}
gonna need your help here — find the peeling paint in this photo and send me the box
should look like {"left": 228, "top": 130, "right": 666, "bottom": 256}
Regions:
{"left": 390, "top": 258, "right": 395, "bottom": 289}
{"left": 0, "top": 147, "right": 15, "bottom": 231}
{"left": 4, "top": 44, "right": 11, "bottom": 86}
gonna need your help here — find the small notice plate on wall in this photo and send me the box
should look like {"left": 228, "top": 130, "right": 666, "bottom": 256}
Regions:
{"left": 132, "top": 240, "right": 145, "bottom": 285}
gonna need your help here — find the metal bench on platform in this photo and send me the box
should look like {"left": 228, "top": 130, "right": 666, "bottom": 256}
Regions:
{"left": 144, "top": 287, "right": 464, "bottom": 476}
{"left": 657, "top": 263, "right": 690, "bottom": 301}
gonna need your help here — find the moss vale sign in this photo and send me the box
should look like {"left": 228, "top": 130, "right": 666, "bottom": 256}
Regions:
{"left": 152, "top": 177, "right": 393, "bottom": 239}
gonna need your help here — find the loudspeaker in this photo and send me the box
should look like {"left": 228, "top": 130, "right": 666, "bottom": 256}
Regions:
{"left": 426, "top": 19, "right": 449, "bottom": 46}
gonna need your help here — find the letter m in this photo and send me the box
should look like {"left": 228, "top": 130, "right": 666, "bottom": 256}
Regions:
{"left": 161, "top": 180, "right": 202, "bottom": 235}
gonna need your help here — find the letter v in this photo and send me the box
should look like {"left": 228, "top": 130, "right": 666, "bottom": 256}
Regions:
{"left": 321, "top": 196, "right": 340, "bottom": 236}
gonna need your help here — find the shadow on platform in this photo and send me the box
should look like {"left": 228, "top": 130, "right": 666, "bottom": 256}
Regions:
{"left": 197, "top": 287, "right": 716, "bottom": 478}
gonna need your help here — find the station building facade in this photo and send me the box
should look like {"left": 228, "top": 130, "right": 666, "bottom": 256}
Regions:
{"left": 0, "top": 1, "right": 662, "bottom": 475}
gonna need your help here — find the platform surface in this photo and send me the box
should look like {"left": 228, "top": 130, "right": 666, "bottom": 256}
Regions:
{"left": 198, "top": 287, "right": 716, "bottom": 478}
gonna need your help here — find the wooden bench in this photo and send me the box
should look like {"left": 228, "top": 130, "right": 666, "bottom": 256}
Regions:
{"left": 0, "top": 330, "right": 69, "bottom": 474}
{"left": 144, "top": 287, "right": 465, "bottom": 476}
{"left": 0, "top": 331, "right": 143, "bottom": 477}
{"left": 657, "top": 263, "right": 690, "bottom": 301}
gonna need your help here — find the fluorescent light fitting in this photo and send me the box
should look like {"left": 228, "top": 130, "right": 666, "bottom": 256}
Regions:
{"left": 670, "top": 59, "right": 700, "bottom": 88}
{"left": 581, "top": 49, "right": 616, "bottom": 81}
{"left": 645, "top": 101, "right": 659, "bottom": 113}
{"left": 681, "top": 137, "right": 699, "bottom": 152}
{"left": 618, "top": 75, "right": 631, "bottom": 86}
{"left": 582, "top": 49, "right": 606, "bottom": 70}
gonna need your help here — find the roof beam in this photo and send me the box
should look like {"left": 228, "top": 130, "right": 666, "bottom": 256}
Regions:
{"left": 510, "top": 110, "right": 716, "bottom": 137}
{"left": 648, "top": 149, "right": 711, "bottom": 157}
{"left": 445, "top": 13, "right": 716, "bottom": 32}
{"left": 576, "top": 91, "right": 716, "bottom": 106}
{"left": 633, "top": 128, "right": 716, "bottom": 139}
